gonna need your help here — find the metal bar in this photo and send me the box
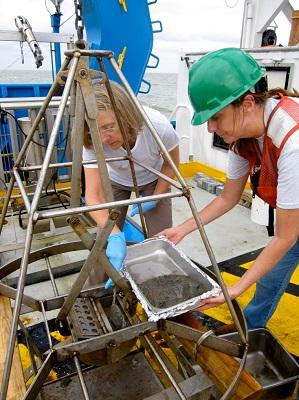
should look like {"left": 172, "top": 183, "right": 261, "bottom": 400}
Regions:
{"left": 219, "top": 344, "right": 249, "bottom": 400}
{"left": 44, "top": 255, "right": 59, "bottom": 297}
{"left": 131, "top": 157, "right": 182, "bottom": 190}
{"left": 0, "top": 95, "right": 64, "bottom": 104}
{"left": 185, "top": 46, "right": 299, "bottom": 56}
{"left": 69, "top": 82, "right": 85, "bottom": 208}
{"left": 56, "top": 211, "right": 118, "bottom": 321}
{"left": 92, "top": 297, "right": 112, "bottom": 334}
{"left": 144, "top": 332, "right": 184, "bottom": 384}
{"left": 13, "top": 169, "right": 31, "bottom": 213}
{"left": 0, "top": 100, "right": 65, "bottom": 110}
{"left": 0, "top": 220, "right": 34, "bottom": 400}
{"left": 0, "top": 283, "right": 41, "bottom": 312}
{"left": 23, "top": 352, "right": 56, "bottom": 400}
{"left": 17, "top": 157, "right": 127, "bottom": 171}
{"left": 40, "top": 301, "right": 53, "bottom": 350}
{"left": 186, "top": 194, "right": 247, "bottom": 345}
{"left": 10, "top": 186, "right": 71, "bottom": 200}
{"left": 55, "top": 321, "right": 157, "bottom": 362}
{"left": 67, "top": 215, "right": 95, "bottom": 249}
{"left": 164, "top": 321, "right": 243, "bottom": 358}
{"left": 159, "top": 332, "right": 197, "bottom": 378}
{"left": 18, "top": 319, "right": 42, "bottom": 391}
{"left": 65, "top": 49, "right": 113, "bottom": 57}
{"left": 0, "top": 30, "right": 74, "bottom": 43}
{"left": 73, "top": 356, "right": 90, "bottom": 400}
{"left": 37, "top": 191, "right": 183, "bottom": 219}
{"left": 67, "top": 215, "right": 130, "bottom": 292}
{"left": 143, "top": 335, "right": 187, "bottom": 400}
{"left": 7, "top": 112, "right": 19, "bottom": 163}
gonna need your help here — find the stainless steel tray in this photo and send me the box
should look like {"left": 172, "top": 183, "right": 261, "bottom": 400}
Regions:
{"left": 124, "top": 238, "right": 221, "bottom": 321}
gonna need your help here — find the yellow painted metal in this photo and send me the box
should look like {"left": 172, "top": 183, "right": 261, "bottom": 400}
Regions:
{"left": 119, "top": 0, "right": 127, "bottom": 12}
{"left": 117, "top": 46, "right": 127, "bottom": 70}
{"left": 179, "top": 161, "right": 251, "bottom": 190}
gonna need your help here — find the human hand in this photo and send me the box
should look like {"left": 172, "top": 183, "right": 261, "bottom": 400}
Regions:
{"left": 104, "top": 232, "right": 127, "bottom": 289}
{"left": 130, "top": 200, "right": 157, "bottom": 217}
{"left": 155, "top": 227, "right": 186, "bottom": 245}
{"left": 194, "top": 286, "right": 238, "bottom": 311}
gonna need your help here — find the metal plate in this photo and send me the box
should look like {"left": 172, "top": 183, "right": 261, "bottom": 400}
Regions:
{"left": 124, "top": 238, "right": 221, "bottom": 321}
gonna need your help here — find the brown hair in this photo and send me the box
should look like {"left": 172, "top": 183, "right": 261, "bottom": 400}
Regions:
{"left": 230, "top": 88, "right": 299, "bottom": 154}
{"left": 84, "top": 80, "right": 144, "bottom": 148}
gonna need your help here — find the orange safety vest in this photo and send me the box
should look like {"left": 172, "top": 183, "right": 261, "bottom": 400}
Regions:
{"left": 237, "top": 96, "right": 299, "bottom": 208}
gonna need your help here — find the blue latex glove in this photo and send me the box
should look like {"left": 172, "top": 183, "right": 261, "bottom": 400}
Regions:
{"left": 104, "top": 232, "right": 127, "bottom": 289}
{"left": 130, "top": 200, "right": 157, "bottom": 217}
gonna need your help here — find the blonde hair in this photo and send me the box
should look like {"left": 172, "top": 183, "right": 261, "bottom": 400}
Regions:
{"left": 84, "top": 80, "right": 143, "bottom": 148}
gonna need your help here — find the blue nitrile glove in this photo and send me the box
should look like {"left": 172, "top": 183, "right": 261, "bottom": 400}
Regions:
{"left": 104, "top": 232, "right": 127, "bottom": 289}
{"left": 130, "top": 200, "right": 157, "bottom": 217}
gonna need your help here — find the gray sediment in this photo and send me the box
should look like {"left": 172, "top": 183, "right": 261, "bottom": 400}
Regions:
{"left": 138, "top": 274, "right": 212, "bottom": 309}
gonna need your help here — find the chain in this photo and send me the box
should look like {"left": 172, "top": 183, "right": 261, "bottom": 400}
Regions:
{"left": 74, "top": 0, "right": 84, "bottom": 40}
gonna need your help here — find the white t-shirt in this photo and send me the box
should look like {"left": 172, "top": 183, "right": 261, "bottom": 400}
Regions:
{"left": 83, "top": 106, "right": 179, "bottom": 187}
{"left": 227, "top": 98, "right": 299, "bottom": 209}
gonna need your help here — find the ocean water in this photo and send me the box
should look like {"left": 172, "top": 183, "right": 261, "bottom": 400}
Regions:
{"left": 0, "top": 70, "right": 178, "bottom": 118}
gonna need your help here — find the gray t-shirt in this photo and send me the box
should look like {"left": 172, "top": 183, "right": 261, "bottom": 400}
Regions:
{"left": 227, "top": 98, "right": 299, "bottom": 209}
{"left": 83, "top": 106, "right": 179, "bottom": 187}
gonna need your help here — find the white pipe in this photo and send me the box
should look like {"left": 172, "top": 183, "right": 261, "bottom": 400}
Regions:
{"left": 169, "top": 104, "right": 194, "bottom": 161}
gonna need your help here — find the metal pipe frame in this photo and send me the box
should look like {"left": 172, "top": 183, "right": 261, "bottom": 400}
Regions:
{"left": 43, "top": 250, "right": 91, "bottom": 400}
{"left": 0, "top": 55, "right": 77, "bottom": 400}
{"left": 17, "top": 157, "right": 127, "bottom": 171}
{"left": 12, "top": 169, "right": 31, "bottom": 213}
{"left": 37, "top": 191, "right": 183, "bottom": 220}
{"left": 0, "top": 46, "right": 249, "bottom": 400}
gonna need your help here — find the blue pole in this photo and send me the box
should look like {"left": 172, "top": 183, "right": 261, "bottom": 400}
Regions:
{"left": 51, "top": 12, "right": 62, "bottom": 74}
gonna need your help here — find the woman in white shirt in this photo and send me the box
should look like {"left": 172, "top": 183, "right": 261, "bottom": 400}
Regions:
{"left": 83, "top": 81, "right": 179, "bottom": 287}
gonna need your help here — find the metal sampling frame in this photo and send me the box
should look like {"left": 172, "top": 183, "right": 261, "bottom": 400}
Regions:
{"left": 0, "top": 41, "right": 297, "bottom": 400}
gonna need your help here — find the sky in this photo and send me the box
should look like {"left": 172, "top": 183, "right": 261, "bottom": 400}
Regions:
{"left": 0, "top": 0, "right": 298, "bottom": 74}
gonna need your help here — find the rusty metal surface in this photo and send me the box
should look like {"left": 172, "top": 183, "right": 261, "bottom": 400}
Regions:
{"left": 41, "top": 353, "right": 163, "bottom": 400}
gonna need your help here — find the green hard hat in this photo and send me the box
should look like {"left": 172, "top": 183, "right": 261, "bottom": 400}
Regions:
{"left": 188, "top": 48, "right": 266, "bottom": 125}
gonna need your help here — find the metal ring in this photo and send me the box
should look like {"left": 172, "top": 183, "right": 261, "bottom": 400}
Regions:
{"left": 192, "top": 330, "right": 214, "bottom": 360}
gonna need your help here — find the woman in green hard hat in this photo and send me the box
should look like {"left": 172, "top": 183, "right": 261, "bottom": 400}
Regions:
{"left": 158, "top": 48, "right": 299, "bottom": 331}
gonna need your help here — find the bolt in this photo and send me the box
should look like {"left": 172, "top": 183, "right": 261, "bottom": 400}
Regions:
{"left": 79, "top": 69, "right": 87, "bottom": 78}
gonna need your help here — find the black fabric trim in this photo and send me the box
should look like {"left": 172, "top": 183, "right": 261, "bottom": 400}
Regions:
{"left": 267, "top": 205, "right": 275, "bottom": 236}
{"left": 192, "top": 247, "right": 299, "bottom": 297}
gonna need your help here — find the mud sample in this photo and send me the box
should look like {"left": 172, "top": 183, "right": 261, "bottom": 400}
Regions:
{"left": 138, "top": 274, "right": 212, "bottom": 309}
